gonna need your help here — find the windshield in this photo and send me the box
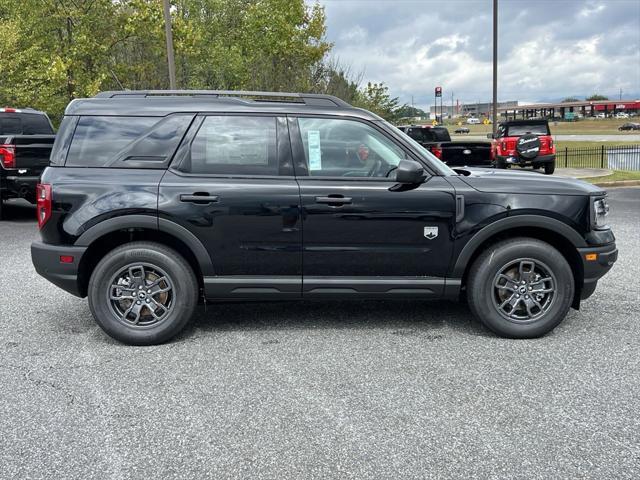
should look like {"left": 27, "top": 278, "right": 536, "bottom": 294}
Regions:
{"left": 382, "top": 121, "right": 458, "bottom": 176}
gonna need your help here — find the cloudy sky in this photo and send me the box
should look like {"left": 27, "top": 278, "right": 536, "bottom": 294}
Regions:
{"left": 314, "top": 0, "right": 640, "bottom": 110}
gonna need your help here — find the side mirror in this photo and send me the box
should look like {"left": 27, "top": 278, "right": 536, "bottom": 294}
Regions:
{"left": 395, "top": 159, "right": 425, "bottom": 184}
{"left": 486, "top": 133, "right": 494, "bottom": 139}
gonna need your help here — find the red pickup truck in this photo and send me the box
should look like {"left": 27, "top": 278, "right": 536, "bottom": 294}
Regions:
{"left": 491, "top": 119, "right": 556, "bottom": 174}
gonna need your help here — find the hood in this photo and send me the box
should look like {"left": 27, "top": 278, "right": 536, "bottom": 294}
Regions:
{"left": 455, "top": 168, "right": 606, "bottom": 196}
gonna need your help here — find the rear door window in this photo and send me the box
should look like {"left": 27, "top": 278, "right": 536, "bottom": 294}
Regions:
{"left": 183, "top": 116, "right": 279, "bottom": 176}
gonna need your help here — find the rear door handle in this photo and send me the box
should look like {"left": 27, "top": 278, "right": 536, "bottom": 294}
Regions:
{"left": 180, "top": 193, "right": 219, "bottom": 204}
{"left": 315, "top": 196, "right": 352, "bottom": 205}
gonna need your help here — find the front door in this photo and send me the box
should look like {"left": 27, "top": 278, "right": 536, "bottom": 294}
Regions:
{"left": 159, "top": 114, "right": 302, "bottom": 299}
{"left": 289, "top": 116, "right": 456, "bottom": 298}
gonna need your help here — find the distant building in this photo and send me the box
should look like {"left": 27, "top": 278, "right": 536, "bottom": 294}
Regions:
{"left": 429, "top": 101, "right": 518, "bottom": 119}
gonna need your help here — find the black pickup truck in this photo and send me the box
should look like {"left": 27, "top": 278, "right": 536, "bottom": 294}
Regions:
{"left": 0, "top": 107, "right": 56, "bottom": 219}
{"left": 397, "top": 124, "right": 492, "bottom": 167}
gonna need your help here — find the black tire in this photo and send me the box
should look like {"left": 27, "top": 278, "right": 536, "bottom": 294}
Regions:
{"left": 544, "top": 161, "right": 555, "bottom": 175}
{"left": 88, "top": 241, "right": 198, "bottom": 345}
{"left": 0, "top": 198, "right": 4, "bottom": 220}
{"left": 467, "top": 237, "right": 574, "bottom": 338}
{"left": 495, "top": 159, "right": 507, "bottom": 169}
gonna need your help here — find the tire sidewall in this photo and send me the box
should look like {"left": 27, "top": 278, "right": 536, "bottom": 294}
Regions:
{"left": 88, "top": 244, "right": 197, "bottom": 345}
{"left": 470, "top": 240, "right": 574, "bottom": 338}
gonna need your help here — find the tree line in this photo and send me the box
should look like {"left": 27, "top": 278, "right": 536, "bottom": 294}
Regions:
{"left": 0, "top": 0, "right": 404, "bottom": 124}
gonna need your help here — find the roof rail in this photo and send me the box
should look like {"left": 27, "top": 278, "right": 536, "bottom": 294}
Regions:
{"left": 94, "top": 90, "right": 351, "bottom": 108}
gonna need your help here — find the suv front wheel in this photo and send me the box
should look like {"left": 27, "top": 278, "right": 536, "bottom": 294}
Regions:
{"left": 467, "top": 238, "right": 574, "bottom": 338}
{"left": 88, "top": 241, "right": 198, "bottom": 345}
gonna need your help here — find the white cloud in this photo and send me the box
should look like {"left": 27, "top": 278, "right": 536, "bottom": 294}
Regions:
{"left": 316, "top": 0, "right": 640, "bottom": 108}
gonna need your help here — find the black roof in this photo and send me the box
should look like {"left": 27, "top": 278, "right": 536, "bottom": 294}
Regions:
{"left": 65, "top": 90, "right": 380, "bottom": 120}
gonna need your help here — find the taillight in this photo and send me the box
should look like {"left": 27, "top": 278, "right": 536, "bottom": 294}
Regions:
{"left": 36, "top": 183, "right": 52, "bottom": 228}
{"left": 430, "top": 146, "right": 443, "bottom": 159}
{"left": 549, "top": 138, "right": 555, "bottom": 153}
{"left": 0, "top": 144, "right": 16, "bottom": 169}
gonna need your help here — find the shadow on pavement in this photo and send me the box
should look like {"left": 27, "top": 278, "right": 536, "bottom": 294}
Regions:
{"left": 0, "top": 199, "right": 37, "bottom": 223}
{"left": 179, "top": 299, "right": 492, "bottom": 340}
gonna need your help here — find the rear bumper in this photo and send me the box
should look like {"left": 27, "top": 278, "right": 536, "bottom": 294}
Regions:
{"left": 496, "top": 154, "right": 555, "bottom": 166}
{"left": 578, "top": 242, "right": 618, "bottom": 300}
{"left": 31, "top": 242, "right": 87, "bottom": 298}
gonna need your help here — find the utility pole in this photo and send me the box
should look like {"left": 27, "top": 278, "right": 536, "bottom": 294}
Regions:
{"left": 451, "top": 91, "right": 454, "bottom": 120}
{"left": 492, "top": 0, "right": 498, "bottom": 134}
{"left": 163, "top": 0, "right": 177, "bottom": 89}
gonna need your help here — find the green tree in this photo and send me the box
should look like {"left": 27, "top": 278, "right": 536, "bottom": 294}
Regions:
{"left": 562, "top": 97, "right": 580, "bottom": 103}
{"left": 0, "top": 0, "right": 333, "bottom": 122}
{"left": 395, "top": 105, "right": 427, "bottom": 118}
{"left": 354, "top": 82, "right": 400, "bottom": 121}
{"left": 586, "top": 94, "right": 609, "bottom": 101}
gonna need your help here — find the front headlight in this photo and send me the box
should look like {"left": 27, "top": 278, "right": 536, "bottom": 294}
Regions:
{"left": 593, "top": 197, "right": 610, "bottom": 229}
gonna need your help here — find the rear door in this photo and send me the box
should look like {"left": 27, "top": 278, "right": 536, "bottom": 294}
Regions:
{"left": 159, "top": 114, "right": 302, "bottom": 300}
{"left": 290, "top": 116, "right": 456, "bottom": 298}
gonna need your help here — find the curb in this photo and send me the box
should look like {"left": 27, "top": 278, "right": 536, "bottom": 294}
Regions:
{"left": 591, "top": 180, "right": 640, "bottom": 188}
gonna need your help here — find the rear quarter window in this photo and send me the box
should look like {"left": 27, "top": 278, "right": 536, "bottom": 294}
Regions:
{"left": 66, "top": 116, "right": 160, "bottom": 167}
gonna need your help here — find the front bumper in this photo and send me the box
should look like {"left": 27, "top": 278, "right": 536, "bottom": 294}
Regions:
{"left": 577, "top": 242, "right": 618, "bottom": 300}
{"left": 31, "top": 242, "right": 87, "bottom": 297}
{"left": 496, "top": 153, "right": 555, "bottom": 166}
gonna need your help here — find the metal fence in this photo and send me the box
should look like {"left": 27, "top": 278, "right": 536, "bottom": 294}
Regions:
{"left": 557, "top": 144, "right": 640, "bottom": 170}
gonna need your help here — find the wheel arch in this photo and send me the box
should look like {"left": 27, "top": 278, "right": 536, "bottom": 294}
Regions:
{"left": 75, "top": 216, "right": 213, "bottom": 297}
{"left": 454, "top": 215, "right": 586, "bottom": 308}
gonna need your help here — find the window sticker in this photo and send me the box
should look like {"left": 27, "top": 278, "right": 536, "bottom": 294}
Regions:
{"left": 307, "top": 130, "right": 322, "bottom": 170}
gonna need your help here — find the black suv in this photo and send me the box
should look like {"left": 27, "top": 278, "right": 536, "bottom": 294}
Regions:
{"left": 32, "top": 90, "right": 618, "bottom": 345}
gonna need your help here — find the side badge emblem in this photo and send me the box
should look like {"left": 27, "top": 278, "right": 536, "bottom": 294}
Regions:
{"left": 424, "top": 226, "right": 438, "bottom": 240}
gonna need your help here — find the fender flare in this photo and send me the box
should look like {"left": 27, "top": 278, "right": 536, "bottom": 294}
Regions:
{"left": 451, "top": 214, "right": 586, "bottom": 278}
{"left": 75, "top": 214, "right": 214, "bottom": 276}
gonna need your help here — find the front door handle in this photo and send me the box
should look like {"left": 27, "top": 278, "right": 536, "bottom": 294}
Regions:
{"left": 315, "top": 196, "right": 352, "bottom": 206}
{"left": 180, "top": 193, "right": 219, "bottom": 204}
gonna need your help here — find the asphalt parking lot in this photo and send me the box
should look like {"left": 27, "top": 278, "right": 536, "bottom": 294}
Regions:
{"left": 1, "top": 188, "right": 639, "bottom": 479}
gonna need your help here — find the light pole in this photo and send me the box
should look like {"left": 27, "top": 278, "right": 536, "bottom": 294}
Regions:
{"left": 163, "top": 0, "right": 177, "bottom": 89}
{"left": 492, "top": 0, "right": 498, "bottom": 134}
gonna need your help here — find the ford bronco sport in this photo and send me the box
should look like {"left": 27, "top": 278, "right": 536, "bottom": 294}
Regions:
{"left": 31, "top": 90, "right": 617, "bottom": 345}
{"left": 491, "top": 119, "right": 556, "bottom": 174}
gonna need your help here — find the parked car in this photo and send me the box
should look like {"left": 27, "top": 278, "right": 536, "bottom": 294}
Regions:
{"left": 0, "top": 107, "right": 56, "bottom": 219}
{"left": 32, "top": 90, "right": 617, "bottom": 345}
{"left": 490, "top": 119, "right": 556, "bottom": 174}
{"left": 454, "top": 127, "right": 470, "bottom": 134}
{"left": 615, "top": 112, "right": 629, "bottom": 119}
{"left": 618, "top": 122, "right": 640, "bottom": 131}
{"left": 595, "top": 113, "right": 606, "bottom": 119}
{"left": 466, "top": 117, "right": 480, "bottom": 124}
{"left": 398, "top": 124, "right": 492, "bottom": 167}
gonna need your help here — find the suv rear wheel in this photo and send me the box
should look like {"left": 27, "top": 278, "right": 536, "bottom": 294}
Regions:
{"left": 88, "top": 241, "right": 198, "bottom": 345}
{"left": 467, "top": 238, "right": 574, "bottom": 338}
